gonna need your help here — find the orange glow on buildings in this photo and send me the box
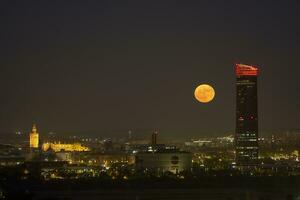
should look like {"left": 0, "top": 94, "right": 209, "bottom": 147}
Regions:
{"left": 29, "top": 124, "right": 39, "bottom": 148}
{"left": 42, "top": 142, "right": 90, "bottom": 152}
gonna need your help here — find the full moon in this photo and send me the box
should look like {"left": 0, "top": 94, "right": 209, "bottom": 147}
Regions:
{"left": 194, "top": 84, "right": 215, "bottom": 103}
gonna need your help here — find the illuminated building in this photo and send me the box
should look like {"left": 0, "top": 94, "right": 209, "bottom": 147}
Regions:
{"left": 56, "top": 152, "right": 72, "bottom": 162}
{"left": 0, "top": 156, "right": 24, "bottom": 166}
{"left": 42, "top": 142, "right": 90, "bottom": 152}
{"left": 135, "top": 131, "right": 191, "bottom": 174}
{"left": 29, "top": 124, "right": 39, "bottom": 148}
{"left": 97, "top": 154, "right": 135, "bottom": 168}
{"left": 135, "top": 150, "right": 192, "bottom": 174}
{"left": 235, "top": 63, "right": 259, "bottom": 166}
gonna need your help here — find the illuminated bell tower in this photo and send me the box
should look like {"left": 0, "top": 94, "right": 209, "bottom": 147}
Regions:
{"left": 29, "top": 124, "right": 39, "bottom": 148}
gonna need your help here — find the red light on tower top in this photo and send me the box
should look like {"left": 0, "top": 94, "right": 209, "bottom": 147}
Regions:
{"left": 235, "top": 63, "right": 259, "bottom": 76}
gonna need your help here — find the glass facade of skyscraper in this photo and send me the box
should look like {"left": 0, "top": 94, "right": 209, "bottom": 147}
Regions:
{"left": 235, "top": 64, "right": 259, "bottom": 166}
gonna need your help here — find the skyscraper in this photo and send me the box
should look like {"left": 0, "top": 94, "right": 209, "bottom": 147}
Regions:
{"left": 29, "top": 124, "right": 39, "bottom": 148}
{"left": 235, "top": 64, "right": 259, "bottom": 166}
{"left": 151, "top": 130, "right": 158, "bottom": 146}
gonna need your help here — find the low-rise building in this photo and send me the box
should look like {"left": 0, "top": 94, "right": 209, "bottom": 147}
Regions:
{"left": 42, "top": 142, "right": 90, "bottom": 152}
{"left": 135, "top": 150, "right": 192, "bottom": 174}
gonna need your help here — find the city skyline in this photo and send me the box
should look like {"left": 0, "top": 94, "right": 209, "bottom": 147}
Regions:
{"left": 2, "top": 2, "right": 300, "bottom": 199}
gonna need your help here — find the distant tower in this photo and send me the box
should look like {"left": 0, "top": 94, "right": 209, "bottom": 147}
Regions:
{"left": 235, "top": 64, "right": 259, "bottom": 166}
{"left": 151, "top": 130, "right": 158, "bottom": 145}
{"left": 29, "top": 124, "right": 39, "bottom": 148}
{"left": 128, "top": 130, "right": 132, "bottom": 140}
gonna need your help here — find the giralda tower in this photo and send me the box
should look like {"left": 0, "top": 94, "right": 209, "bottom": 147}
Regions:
{"left": 29, "top": 124, "right": 39, "bottom": 148}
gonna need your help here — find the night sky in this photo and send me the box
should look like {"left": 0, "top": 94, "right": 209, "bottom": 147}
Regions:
{"left": 1, "top": 1, "right": 300, "bottom": 136}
